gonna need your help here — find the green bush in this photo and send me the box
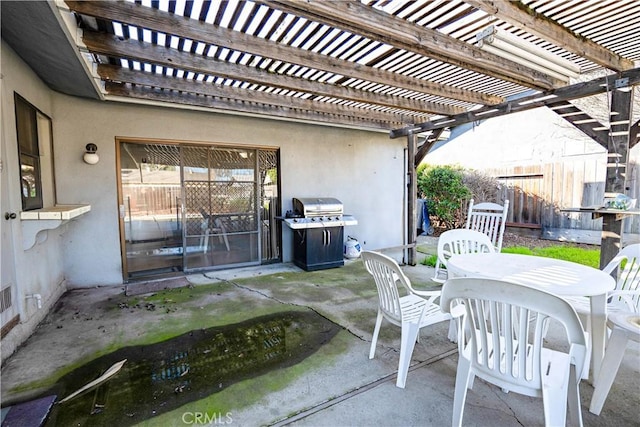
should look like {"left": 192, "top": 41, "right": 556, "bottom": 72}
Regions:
{"left": 417, "top": 165, "right": 470, "bottom": 229}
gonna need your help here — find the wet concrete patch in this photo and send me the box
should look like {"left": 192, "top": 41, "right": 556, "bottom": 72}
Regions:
{"left": 19, "top": 310, "right": 340, "bottom": 426}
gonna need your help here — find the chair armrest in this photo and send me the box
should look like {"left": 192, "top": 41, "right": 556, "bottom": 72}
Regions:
{"left": 608, "top": 289, "right": 640, "bottom": 296}
{"left": 411, "top": 289, "right": 442, "bottom": 298}
{"left": 602, "top": 254, "right": 627, "bottom": 275}
{"left": 411, "top": 290, "right": 444, "bottom": 306}
{"left": 608, "top": 290, "right": 640, "bottom": 312}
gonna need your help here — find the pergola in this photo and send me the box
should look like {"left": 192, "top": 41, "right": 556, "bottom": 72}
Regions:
{"left": 2, "top": 0, "right": 639, "bottom": 266}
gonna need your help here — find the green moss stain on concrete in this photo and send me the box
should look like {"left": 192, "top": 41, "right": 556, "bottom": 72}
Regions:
{"left": 137, "top": 330, "right": 353, "bottom": 427}
{"left": 6, "top": 260, "right": 386, "bottom": 414}
{"left": 37, "top": 310, "right": 342, "bottom": 426}
{"left": 233, "top": 261, "right": 377, "bottom": 301}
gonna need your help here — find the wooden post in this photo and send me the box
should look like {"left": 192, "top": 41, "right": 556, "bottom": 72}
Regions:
{"left": 407, "top": 132, "right": 417, "bottom": 266}
{"left": 600, "top": 82, "right": 633, "bottom": 269}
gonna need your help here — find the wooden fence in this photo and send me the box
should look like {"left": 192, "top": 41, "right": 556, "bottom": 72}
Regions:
{"left": 484, "top": 159, "right": 639, "bottom": 244}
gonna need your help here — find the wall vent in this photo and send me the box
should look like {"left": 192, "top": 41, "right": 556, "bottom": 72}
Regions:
{"left": 0, "top": 286, "right": 12, "bottom": 313}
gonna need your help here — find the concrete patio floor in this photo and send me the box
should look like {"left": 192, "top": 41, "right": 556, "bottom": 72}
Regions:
{"left": 1, "top": 240, "right": 639, "bottom": 426}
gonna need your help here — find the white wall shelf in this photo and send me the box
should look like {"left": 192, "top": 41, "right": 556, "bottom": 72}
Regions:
{"left": 21, "top": 204, "right": 91, "bottom": 250}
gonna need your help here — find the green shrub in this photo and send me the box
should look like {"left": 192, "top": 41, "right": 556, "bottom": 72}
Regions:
{"left": 417, "top": 165, "right": 470, "bottom": 229}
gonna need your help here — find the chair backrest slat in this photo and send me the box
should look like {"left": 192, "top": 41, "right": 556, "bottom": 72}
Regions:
{"left": 465, "top": 199, "right": 509, "bottom": 252}
{"left": 604, "top": 244, "right": 640, "bottom": 312}
{"left": 438, "top": 229, "right": 496, "bottom": 268}
{"left": 441, "top": 278, "right": 586, "bottom": 392}
{"left": 362, "top": 251, "right": 415, "bottom": 322}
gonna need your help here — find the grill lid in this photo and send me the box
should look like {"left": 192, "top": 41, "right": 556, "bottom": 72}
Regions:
{"left": 293, "top": 197, "right": 343, "bottom": 217}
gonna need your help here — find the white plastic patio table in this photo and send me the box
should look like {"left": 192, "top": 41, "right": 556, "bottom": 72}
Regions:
{"left": 447, "top": 252, "right": 616, "bottom": 382}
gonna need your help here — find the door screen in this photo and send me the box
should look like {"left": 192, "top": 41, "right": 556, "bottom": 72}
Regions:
{"left": 119, "top": 141, "right": 279, "bottom": 279}
{"left": 183, "top": 146, "right": 258, "bottom": 269}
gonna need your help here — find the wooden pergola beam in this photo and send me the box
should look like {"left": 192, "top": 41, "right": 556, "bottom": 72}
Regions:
{"left": 82, "top": 30, "right": 463, "bottom": 117}
{"left": 466, "top": 0, "right": 635, "bottom": 72}
{"left": 265, "top": 0, "right": 565, "bottom": 90}
{"left": 547, "top": 102, "right": 609, "bottom": 149}
{"left": 390, "top": 68, "right": 640, "bottom": 138}
{"left": 598, "top": 86, "right": 634, "bottom": 270}
{"left": 105, "top": 82, "right": 397, "bottom": 130}
{"left": 414, "top": 130, "right": 444, "bottom": 168}
{"left": 67, "top": 0, "right": 501, "bottom": 106}
{"left": 98, "top": 64, "right": 412, "bottom": 126}
{"left": 407, "top": 132, "right": 417, "bottom": 266}
{"left": 630, "top": 119, "right": 640, "bottom": 149}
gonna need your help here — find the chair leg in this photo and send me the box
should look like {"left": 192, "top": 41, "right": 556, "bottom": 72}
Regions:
{"left": 542, "top": 371, "right": 570, "bottom": 427}
{"left": 396, "top": 320, "right": 420, "bottom": 388}
{"left": 589, "top": 328, "right": 628, "bottom": 415}
{"left": 369, "top": 311, "right": 384, "bottom": 360}
{"left": 433, "top": 261, "right": 446, "bottom": 283}
{"left": 582, "top": 331, "right": 591, "bottom": 381}
{"left": 452, "top": 357, "right": 472, "bottom": 427}
{"left": 567, "top": 366, "right": 584, "bottom": 427}
{"left": 200, "top": 228, "right": 211, "bottom": 253}
{"left": 447, "top": 319, "right": 458, "bottom": 343}
{"left": 214, "top": 218, "right": 231, "bottom": 251}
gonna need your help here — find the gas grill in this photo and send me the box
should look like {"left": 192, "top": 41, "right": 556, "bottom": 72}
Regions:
{"left": 283, "top": 197, "right": 357, "bottom": 229}
{"left": 283, "top": 198, "right": 358, "bottom": 271}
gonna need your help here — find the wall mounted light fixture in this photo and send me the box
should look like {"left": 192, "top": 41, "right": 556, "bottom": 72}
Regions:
{"left": 476, "top": 26, "right": 580, "bottom": 83}
{"left": 83, "top": 143, "right": 99, "bottom": 165}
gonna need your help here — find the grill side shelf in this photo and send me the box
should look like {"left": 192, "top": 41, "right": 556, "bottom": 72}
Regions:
{"left": 281, "top": 216, "right": 357, "bottom": 229}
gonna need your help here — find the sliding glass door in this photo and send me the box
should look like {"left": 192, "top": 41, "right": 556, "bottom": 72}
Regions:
{"left": 120, "top": 143, "right": 183, "bottom": 277}
{"left": 118, "top": 141, "right": 279, "bottom": 280}
{"left": 182, "top": 146, "right": 259, "bottom": 270}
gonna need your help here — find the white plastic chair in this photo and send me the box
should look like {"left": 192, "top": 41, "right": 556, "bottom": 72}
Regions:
{"left": 199, "top": 214, "right": 230, "bottom": 252}
{"left": 602, "top": 243, "right": 640, "bottom": 313}
{"left": 433, "top": 229, "right": 496, "bottom": 283}
{"left": 566, "top": 243, "right": 640, "bottom": 333}
{"left": 589, "top": 311, "right": 640, "bottom": 415}
{"left": 441, "top": 277, "right": 587, "bottom": 427}
{"left": 465, "top": 199, "right": 509, "bottom": 252}
{"left": 361, "top": 250, "right": 452, "bottom": 388}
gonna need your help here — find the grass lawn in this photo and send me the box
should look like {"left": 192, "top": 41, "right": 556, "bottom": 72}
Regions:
{"left": 501, "top": 246, "right": 600, "bottom": 268}
{"left": 422, "top": 245, "right": 601, "bottom": 269}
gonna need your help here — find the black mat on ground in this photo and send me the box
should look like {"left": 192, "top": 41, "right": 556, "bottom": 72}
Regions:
{"left": 2, "top": 395, "right": 57, "bottom": 427}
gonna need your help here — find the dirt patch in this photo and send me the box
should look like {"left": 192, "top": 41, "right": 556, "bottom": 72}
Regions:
{"left": 501, "top": 231, "right": 598, "bottom": 250}
{"left": 125, "top": 276, "right": 192, "bottom": 296}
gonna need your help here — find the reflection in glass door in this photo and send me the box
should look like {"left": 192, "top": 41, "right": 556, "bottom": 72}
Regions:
{"left": 120, "top": 143, "right": 183, "bottom": 277}
{"left": 183, "top": 146, "right": 259, "bottom": 269}
{"left": 118, "top": 141, "right": 280, "bottom": 280}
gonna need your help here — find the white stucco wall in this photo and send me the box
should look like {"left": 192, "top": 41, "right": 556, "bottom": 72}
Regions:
{"left": 1, "top": 42, "right": 68, "bottom": 361}
{"left": 51, "top": 92, "right": 406, "bottom": 287}
{"left": 2, "top": 37, "right": 407, "bottom": 356}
